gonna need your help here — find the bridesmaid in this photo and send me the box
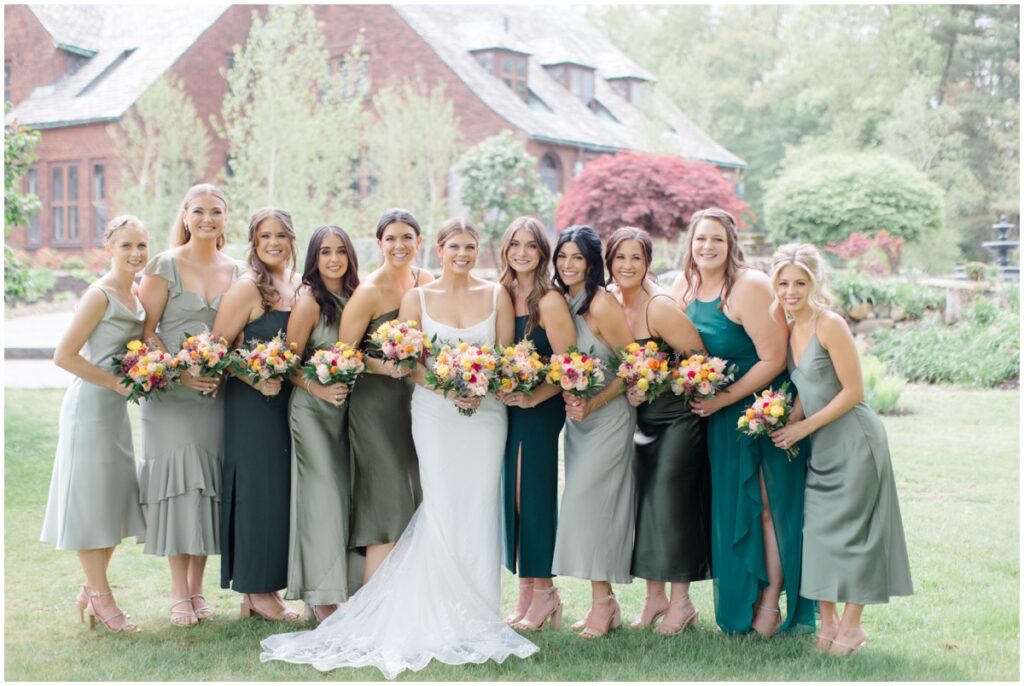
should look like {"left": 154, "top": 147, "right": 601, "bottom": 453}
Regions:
{"left": 338, "top": 208, "right": 434, "bottom": 583}
{"left": 284, "top": 225, "right": 360, "bottom": 622}
{"left": 42, "top": 215, "right": 149, "bottom": 632}
{"left": 670, "top": 207, "right": 815, "bottom": 637}
{"left": 606, "top": 227, "right": 711, "bottom": 635}
{"left": 768, "top": 244, "right": 912, "bottom": 656}
{"left": 496, "top": 217, "right": 576, "bottom": 631}
{"left": 550, "top": 225, "right": 637, "bottom": 639}
{"left": 138, "top": 183, "right": 240, "bottom": 627}
{"left": 213, "top": 207, "right": 301, "bottom": 622}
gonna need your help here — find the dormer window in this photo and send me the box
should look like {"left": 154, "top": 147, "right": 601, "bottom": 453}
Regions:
{"left": 607, "top": 77, "right": 651, "bottom": 106}
{"left": 471, "top": 48, "right": 529, "bottom": 101}
{"left": 544, "top": 62, "right": 595, "bottom": 108}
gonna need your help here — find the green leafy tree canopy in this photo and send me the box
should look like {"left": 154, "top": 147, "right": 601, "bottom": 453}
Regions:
{"left": 5, "top": 106, "right": 41, "bottom": 302}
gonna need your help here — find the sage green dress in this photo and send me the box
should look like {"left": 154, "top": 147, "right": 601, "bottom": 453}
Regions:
{"left": 788, "top": 333, "right": 913, "bottom": 604}
{"left": 551, "top": 290, "right": 637, "bottom": 583}
{"left": 41, "top": 285, "right": 147, "bottom": 551}
{"left": 347, "top": 309, "right": 422, "bottom": 548}
{"left": 502, "top": 316, "right": 564, "bottom": 578}
{"left": 221, "top": 309, "right": 293, "bottom": 593}
{"left": 286, "top": 292, "right": 355, "bottom": 605}
{"left": 686, "top": 296, "right": 815, "bottom": 636}
{"left": 139, "top": 252, "right": 238, "bottom": 556}
{"left": 630, "top": 336, "right": 712, "bottom": 583}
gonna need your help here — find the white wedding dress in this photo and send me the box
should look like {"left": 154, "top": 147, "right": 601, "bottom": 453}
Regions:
{"left": 260, "top": 285, "right": 538, "bottom": 679}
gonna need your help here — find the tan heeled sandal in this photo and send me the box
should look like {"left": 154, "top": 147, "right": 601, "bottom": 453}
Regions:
{"left": 170, "top": 598, "right": 198, "bottom": 627}
{"left": 240, "top": 593, "right": 301, "bottom": 622}
{"left": 76, "top": 584, "right": 89, "bottom": 623}
{"left": 629, "top": 596, "right": 670, "bottom": 630}
{"left": 190, "top": 594, "right": 214, "bottom": 621}
{"left": 752, "top": 604, "right": 782, "bottom": 637}
{"left": 578, "top": 594, "right": 622, "bottom": 639}
{"left": 828, "top": 632, "right": 868, "bottom": 657}
{"left": 513, "top": 587, "right": 563, "bottom": 631}
{"left": 654, "top": 596, "right": 699, "bottom": 635}
{"left": 505, "top": 581, "right": 534, "bottom": 625}
{"left": 85, "top": 590, "right": 140, "bottom": 632}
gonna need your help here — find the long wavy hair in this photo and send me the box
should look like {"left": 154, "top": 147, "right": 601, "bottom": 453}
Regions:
{"left": 769, "top": 242, "right": 832, "bottom": 313}
{"left": 553, "top": 224, "right": 605, "bottom": 316}
{"left": 498, "top": 216, "right": 553, "bottom": 337}
{"left": 168, "top": 183, "right": 228, "bottom": 249}
{"left": 301, "top": 225, "right": 360, "bottom": 327}
{"left": 246, "top": 207, "right": 297, "bottom": 312}
{"left": 678, "top": 207, "right": 748, "bottom": 310}
{"left": 604, "top": 226, "right": 654, "bottom": 290}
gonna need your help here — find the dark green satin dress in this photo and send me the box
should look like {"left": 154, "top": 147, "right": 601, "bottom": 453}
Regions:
{"left": 630, "top": 337, "right": 712, "bottom": 583}
{"left": 502, "top": 316, "right": 565, "bottom": 578}
{"left": 347, "top": 309, "right": 422, "bottom": 548}
{"left": 686, "top": 297, "right": 815, "bottom": 636}
{"left": 221, "top": 309, "right": 293, "bottom": 593}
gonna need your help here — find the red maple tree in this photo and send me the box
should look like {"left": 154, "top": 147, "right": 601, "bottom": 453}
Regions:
{"left": 554, "top": 152, "right": 749, "bottom": 239}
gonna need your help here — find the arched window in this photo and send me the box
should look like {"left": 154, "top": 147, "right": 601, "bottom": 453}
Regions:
{"left": 539, "top": 152, "right": 562, "bottom": 195}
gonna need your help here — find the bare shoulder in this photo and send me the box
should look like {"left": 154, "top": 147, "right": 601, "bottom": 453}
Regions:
{"left": 416, "top": 267, "right": 436, "bottom": 285}
{"left": 539, "top": 289, "right": 569, "bottom": 313}
{"left": 817, "top": 309, "right": 851, "bottom": 345}
{"left": 78, "top": 285, "right": 110, "bottom": 311}
{"left": 590, "top": 288, "right": 622, "bottom": 315}
{"left": 649, "top": 291, "right": 682, "bottom": 319}
{"left": 733, "top": 267, "right": 772, "bottom": 293}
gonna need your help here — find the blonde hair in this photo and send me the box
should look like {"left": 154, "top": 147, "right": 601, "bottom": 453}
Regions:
{"left": 246, "top": 207, "right": 298, "bottom": 312}
{"left": 770, "top": 242, "right": 833, "bottom": 311}
{"left": 169, "top": 183, "right": 228, "bottom": 249}
{"left": 104, "top": 214, "right": 146, "bottom": 243}
{"left": 436, "top": 216, "right": 481, "bottom": 246}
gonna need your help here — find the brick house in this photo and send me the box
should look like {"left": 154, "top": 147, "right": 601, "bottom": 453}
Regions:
{"left": 5, "top": 4, "right": 744, "bottom": 253}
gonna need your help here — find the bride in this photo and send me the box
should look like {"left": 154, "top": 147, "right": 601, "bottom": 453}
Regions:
{"left": 260, "top": 217, "right": 537, "bottom": 678}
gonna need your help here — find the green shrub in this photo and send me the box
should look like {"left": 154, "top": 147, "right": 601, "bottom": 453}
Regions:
{"left": 22, "top": 267, "right": 56, "bottom": 303}
{"left": 829, "top": 271, "right": 943, "bottom": 319}
{"left": 963, "top": 261, "right": 987, "bottom": 281}
{"left": 861, "top": 354, "right": 906, "bottom": 414}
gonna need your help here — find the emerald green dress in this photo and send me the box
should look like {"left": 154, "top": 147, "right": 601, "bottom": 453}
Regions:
{"left": 221, "top": 309, "right": 293, "bottom": 593}
{"left": 347, "top": 309, "right": 422, "bottom": 548}
{"left": 286, "top": 292, "right": 356, "bottom": 605}
{"left": 789, "top": 333, "right": 912, "bottom": 604}
{"left": 630, "top": 336, "right": 711, "bottom": 583}
{"left": 502, "top": 315, "right": 565, "bottom": 578}
{"left": 686, "top": 297, "right": 815, "bottom": 635}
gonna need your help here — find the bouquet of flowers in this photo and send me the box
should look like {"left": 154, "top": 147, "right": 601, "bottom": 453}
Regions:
{"left": 173, "top": 330, "right": 231, "bottom": 377}
{"left": 425, "top": 340, "right": 500, "bottom": 416}
{"left": 302, "top": 342, "right": 366, "bottom": 386}
{"left": 231, "top": 332, "right": 300, "bottom": 385}
{"left": 616, "top": 340, "right": 673, "bottom": 404}
{"left": 111, "top": 339, "right": 177, "bottom": 404}
{"left": 670, "top": 352, "right": 737, "bottom": 400}
{"left": 737, "top": 382, "right": 799, "bottom": 460}
{"left": 496, "top": 340, "right": 549, "bottom": 395}
{"left": 547, "top": 346, "right": 607, "bottom": 399}
{"left": 368, "top": 319, "right": 428, "bottom": 370}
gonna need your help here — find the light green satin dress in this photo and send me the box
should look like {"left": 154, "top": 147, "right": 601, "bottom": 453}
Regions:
{"left": 40, "top": 285, "right": 147, "bottom": 550}
{"left": 789, "top": 334, "right": 913, "bottom": 604}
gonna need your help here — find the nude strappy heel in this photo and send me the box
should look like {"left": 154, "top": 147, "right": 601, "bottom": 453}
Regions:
{"left": 85, "top": 589, "right": 139, "bottom": 632}
{"left": 578, "top": 593, "right": 622, "bottom": 639}
{"left": 513, "top": 586, "right": 563, "bottom": 631}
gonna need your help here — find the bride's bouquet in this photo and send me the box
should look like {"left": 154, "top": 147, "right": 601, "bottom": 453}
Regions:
{"left": 496, "top": 339, "right": 549, "bottom": 395}
{"left": 670, "top": 352, "right": 737, "bottom": 400}
{"left": 547, "top": 346, "right": 607, "bottom": 399}
{"left": 368, "top": 319, "right": 428, "bottom": 371}
{"left": 425, "top": 340, "right": 500, "bottom": 417}
{"left": 112, "top": 339, "right": 177, "bottom": 404}
{"left": 615, "top": 340, "right": 673, "bottom": 404}
{"left": 231, "top": 331, "right": 300, "bottom": 385}
{"left": 302, "top": 342, "right": 366, "bottom": 386}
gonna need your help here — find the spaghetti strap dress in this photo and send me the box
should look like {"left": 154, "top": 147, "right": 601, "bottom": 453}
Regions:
{"left": 686, "top": 296, "right": 815, "bottom": 635}
{"left": 41, "top": 285, "right": 147, "bottom": 550}
{"left": 501, "top": 315, "right": 564, "bottom": 577}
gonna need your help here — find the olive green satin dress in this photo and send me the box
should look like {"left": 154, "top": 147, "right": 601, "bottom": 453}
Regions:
{"left": 686, "top": 297, "right": 815, "bottom": 636}
{"left": 789, "top": 334, "right": 913, "bottom": 604}
{"left": 347, "top": 309, "right": 422, "bottom": 548}
{"left": 630, "top": 337, "right": 712, "bottom": 583}
{"left": 286, "top": 292, "right": 358, "bottom": 604}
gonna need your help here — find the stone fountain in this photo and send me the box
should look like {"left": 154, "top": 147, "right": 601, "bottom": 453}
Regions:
{"left": 981, "top": 214, "right": 1020, "bottom": 280}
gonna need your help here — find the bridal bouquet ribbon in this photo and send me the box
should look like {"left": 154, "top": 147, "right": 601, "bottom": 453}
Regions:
{"left": 670, "top": 352, "right": 737, "bottom": 400}
{"left": 616, "top": 340, "right": 672, "bottom": 404}
{"left": 174, "top": 330, "right": 231, "bottom": 377}
{"left": 737, "top": 382, "right": 799, "bottom": 460}
{"left": 302, "top": 342, "right": 366, "bottom": 386}
{"left": 425, "top": 340, "right": 500, "bottom": 417}
{"left": 112, "top": 339, "right": 177, "bottom": 404}
{"left": 231, "top": 332, "right": 300, "bottom": 385}
{"left": 547, "top": 345, "right": 607, "bottom": 398}
{"left": 368, "top": 319, "right": 428, "bottom": 371}
{"left": 497, "top": 339, "right": 549, "bottom": 394}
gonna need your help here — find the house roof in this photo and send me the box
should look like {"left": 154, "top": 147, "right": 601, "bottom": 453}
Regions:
{"left": 7, "top": 4, "right": 229, "bottom": 130}
{"left": 393, "top": 5, "right": 745, "bottom": 168}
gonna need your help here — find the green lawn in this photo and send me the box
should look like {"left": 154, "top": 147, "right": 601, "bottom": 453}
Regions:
{"left": 4, "top": 386, "right": 1019, "bottom": 680}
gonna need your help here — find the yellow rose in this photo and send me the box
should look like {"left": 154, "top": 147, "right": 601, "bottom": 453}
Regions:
{"left": 462, "top": 371, "right": 472, "bottom": 382}
{"left": 435, "top": 363, "right": 450, "bottom": 378}
{"left": 626, "top": 342, "right": 640, "bottom": 354}
{"left": 458, "top": 341, "right": 469, "bottom": 352}
{"left": 256, "top": 343, "right": 266, "bottom": 352}
{"left": 625, "top": 354, "right": 637, "bottom": 364}
{"left": 708, "top": 372, "right": 718, "bottom": 381}
{"left": 407, "top": 320, "right": 418, "bottom": 327}
{"left": 637, "top": 378, "right": 650, "bottom": 391}
{"left": 549, "top": 371, "right": 562, "bottom": 382}
{"left": 342, "top": 349, "right": 354, "bottom": 358}
{"left": 738, "top": 415, "right": 749, "bottom": 428}
{"left": 770, "top": 405, "right": 784, "bottom": 417}
{"left": 126, "top": 340, "right": 144, "bottom": 352}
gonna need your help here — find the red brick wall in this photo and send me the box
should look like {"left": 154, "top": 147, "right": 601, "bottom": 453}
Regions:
{"left": 3, "top": 5, "right": 64, "bottom": 106}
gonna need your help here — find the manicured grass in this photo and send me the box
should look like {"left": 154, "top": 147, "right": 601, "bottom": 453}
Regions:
{"left": 4, "top": 386, "right": 1018, "bottom": 680}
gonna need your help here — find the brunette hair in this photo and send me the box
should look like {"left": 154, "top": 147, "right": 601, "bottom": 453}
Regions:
{"left": 301, "top": 225, "right": 360, "bottom": 327}
{"left": 553, "top": 224, "right": 605, "bottom": 316}
{"left": 104, "top": 214, "right": 147, "bottom": 243}
{"left": 498, "top": 216, "right": 553, "bottom": 337}
{"left": 168, "top": 183, "right": 228, "bottom": 249}
{"left": 375, "top": 208, "right": 422, "bottom": 240}
{"left": 678, "top": 207, "right": 748, "bottom": 310}
{"left": 246, "top": 207, "right": 298, "bottom": 312}
{"left": 604, "top": 226, "right": 654, "bottom": 288}
{"left": 436, "top": 216, "right": 481, "bottom": 246}
{"left": 770, "top": 243, "right": 832, "bottom": 311}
